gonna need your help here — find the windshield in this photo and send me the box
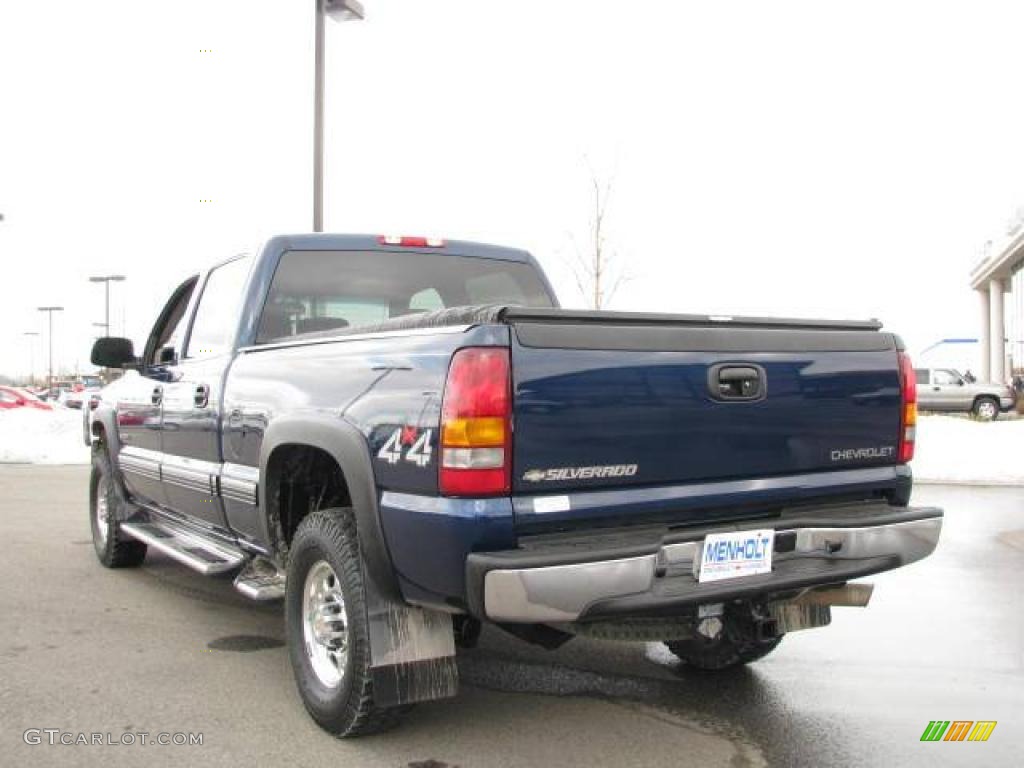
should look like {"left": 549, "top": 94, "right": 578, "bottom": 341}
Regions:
{"left": 256, "top": 249, "right": 555, "bottom": 343}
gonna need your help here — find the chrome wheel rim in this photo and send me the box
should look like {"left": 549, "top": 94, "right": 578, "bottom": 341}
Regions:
{"left": 302, "top": 560, "right": 348, "bottom": 688}
{"left": 95, "top": 473, "right": 110, "bottom": 547}
{"left": 978, "top": 401, "right": 996, "bottom": 420}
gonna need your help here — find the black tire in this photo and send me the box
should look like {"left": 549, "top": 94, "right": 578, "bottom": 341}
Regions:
{"left": 285, "top": 508, "right": 408, "bottom": 737}
{"left": 972, "top": 396, "right": 999, "bottom": 422}
{"left": 665, "top": 615, "right": 782, "bottom": 672}
{"left": 90, "top": 446, "right": 147, "bottom": 568}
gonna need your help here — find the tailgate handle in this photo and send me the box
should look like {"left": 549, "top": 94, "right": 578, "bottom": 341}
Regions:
{"left": 710, "top": 365, "right": 764, "bottom": 401}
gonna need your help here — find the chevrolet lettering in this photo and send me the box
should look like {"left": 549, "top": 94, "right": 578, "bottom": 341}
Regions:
{"left": 830, "top": 446, "right": 896, "bottom": 462}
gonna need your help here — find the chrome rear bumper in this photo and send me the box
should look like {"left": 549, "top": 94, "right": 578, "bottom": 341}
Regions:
{"left": 470, "top": 506, "right": 942, "bottom": 623}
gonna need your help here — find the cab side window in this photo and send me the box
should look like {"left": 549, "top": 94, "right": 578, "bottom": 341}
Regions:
{"left": 146, "top": 278, "right": 198, "bottom": 367}
{"left": 914, "top": 369, "right": 929, "bottom": 385}
{"left": 185, "top": 257, "right": 251, "bottom": 359}
{"left": 933, "top": 370, "right": 960, "bottom": 386}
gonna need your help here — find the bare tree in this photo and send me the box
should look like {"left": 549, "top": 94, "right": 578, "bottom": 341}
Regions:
{"left": 567, "top": 167, "right": 628, "bottom": 309}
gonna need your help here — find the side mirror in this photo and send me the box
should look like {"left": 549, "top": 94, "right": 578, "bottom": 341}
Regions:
{"left": 91, "top": 337, "right": 136, "bottom": 368}
{"left": 956, "top": 379, "right": 965, "bottom": 386}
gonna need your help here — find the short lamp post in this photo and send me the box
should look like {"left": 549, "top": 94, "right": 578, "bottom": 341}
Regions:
{"left": 37, "top": 306, "right": 64, "bottom": 393}
{"left": 89, "top": 275, "right": 126, "bottom": 338}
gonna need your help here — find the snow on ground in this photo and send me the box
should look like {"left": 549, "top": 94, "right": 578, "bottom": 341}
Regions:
{"left": 0, "top": 405, "right": 1020, "bottom": 484}
{"left": 913, "top": 413, "right": 1024, "bottom": 486}
{"left": 0, "top": 407, "right": 90, "bottom": 464}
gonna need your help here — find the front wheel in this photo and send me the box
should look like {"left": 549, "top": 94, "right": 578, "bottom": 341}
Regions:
{"left": 285, "top": 508, "right": 409, "bottom": 737}
{"left": 973, "top": 397, "right": 999, "bottom": 421}
{"left": 90, "top": 446, "right": 147, "bottom": 568}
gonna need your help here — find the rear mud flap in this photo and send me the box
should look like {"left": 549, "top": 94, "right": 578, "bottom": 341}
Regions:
{"left": 361, "top": 559, "right": 458, "bottom": 707}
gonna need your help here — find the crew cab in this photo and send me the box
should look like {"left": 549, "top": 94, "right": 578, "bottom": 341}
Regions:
{"left": 87, "top": 234, "right": 942, "bottom": 737}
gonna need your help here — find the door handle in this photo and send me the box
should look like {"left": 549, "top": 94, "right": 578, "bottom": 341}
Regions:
{"left": 194, "top": 384, "right": 210, "bottom": 409}
{"left": 151, "top": 386, "right": 163, "bottom": 406}
{"left": 932, "top": 386, "right": 941, "bottom": 391}
{"left": 709, "top": 364, "right": 764, "bottom": 401}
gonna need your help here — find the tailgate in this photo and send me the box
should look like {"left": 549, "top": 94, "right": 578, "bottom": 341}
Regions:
{"left": 509, "top": 313, "right": 901, "bottom": 495}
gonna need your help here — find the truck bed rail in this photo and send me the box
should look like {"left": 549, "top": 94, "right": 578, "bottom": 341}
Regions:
{"left": 250, "top": 304, "right": 884, "bottom": 350}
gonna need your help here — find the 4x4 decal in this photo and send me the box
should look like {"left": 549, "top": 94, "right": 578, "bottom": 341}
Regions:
{"left": 377, "top": 427, "right": 433, "bottom": 468}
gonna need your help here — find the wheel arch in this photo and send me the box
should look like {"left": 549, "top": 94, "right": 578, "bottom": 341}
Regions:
{"left": 259, "top": 415, "right": 401, "bottom": 601}
{"left": 89, "top": 405, "right": 131, "bottom": 497}
{"left": 972, "top": 394, "right": 999, "bottom": 416}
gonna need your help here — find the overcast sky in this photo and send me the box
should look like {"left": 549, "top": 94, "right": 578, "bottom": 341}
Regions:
{"left": 2, "top": 0, "right": 1023, "bottom": 380}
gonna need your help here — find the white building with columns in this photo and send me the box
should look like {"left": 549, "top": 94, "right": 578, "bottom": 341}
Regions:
{"left": 971, "top": 223, "right": 1024, "bottom": 384}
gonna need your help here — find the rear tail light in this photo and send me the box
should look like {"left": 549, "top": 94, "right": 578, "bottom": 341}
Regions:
{"left": 898, "top": 350, "right": 916, "bottom": 463}
{"left": 439, "top": 347, "right": 511, "bottom": 496}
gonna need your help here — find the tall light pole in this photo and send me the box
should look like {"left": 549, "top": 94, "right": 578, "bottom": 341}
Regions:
{"left": 23, "top": 331, "right": 39, "bottom": 386}
{"left": 89, "top": 275, "right": 126, "bottom": 337}
{"left": 314, "top": 0, "right": 365, "bottom": 232}
{"left": 37, "top": 306, "right": 64, "bottom": 393}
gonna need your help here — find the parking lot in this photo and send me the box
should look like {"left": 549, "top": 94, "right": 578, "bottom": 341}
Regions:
{"left": 1, "top": 465, "right": 1020, "bottom": 767}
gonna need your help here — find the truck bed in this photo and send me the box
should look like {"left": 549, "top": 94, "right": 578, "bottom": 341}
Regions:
{"left": 257, "top": 302, "right": 903, "bottom": 506}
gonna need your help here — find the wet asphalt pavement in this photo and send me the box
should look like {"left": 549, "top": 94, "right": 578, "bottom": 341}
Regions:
{"left": 0, "top": 466, "right": 1021, "bottom": 767}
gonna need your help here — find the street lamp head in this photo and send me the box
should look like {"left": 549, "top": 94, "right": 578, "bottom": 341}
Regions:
{"left": 37, "top": 306, "right": 64, "bottom": 312}
{"left": 324, "top": 0, "right": 365, "bottom": 22}
{"left": 23, "top": 331, "right": 39, "bottom": 336}
{"left": 89, "top": 275, "right": 126, "bottom": 283}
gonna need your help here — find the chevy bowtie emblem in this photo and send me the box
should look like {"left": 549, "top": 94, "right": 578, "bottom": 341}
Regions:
{"left": 522, "top": 470, "right": 546, "bottom": 483}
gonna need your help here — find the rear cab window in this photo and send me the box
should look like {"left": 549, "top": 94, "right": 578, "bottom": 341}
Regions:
{"left": 256, "top": 250, "right": 554, "bottom": 344}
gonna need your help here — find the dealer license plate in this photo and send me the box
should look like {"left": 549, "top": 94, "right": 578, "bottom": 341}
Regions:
{"left": 697, "top": 529, "right": 775, "bottom": 583}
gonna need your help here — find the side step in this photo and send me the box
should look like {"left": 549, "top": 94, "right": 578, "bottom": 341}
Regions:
{"left": 233, "top": 558, "right": 286, "bottom": 601}
{"left": 121, "top": 521, "right": 246, "bottom": 575}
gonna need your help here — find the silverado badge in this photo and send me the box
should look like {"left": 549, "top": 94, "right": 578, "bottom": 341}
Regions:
{"left": 522, "top": 464, "right": 639, "bottom": 482}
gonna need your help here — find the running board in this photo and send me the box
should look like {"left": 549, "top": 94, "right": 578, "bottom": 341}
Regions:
{"left": 120, "top": 521, "right": 246, "bottom": 575}
{"left": 233, "top": 558, "right": 286, "bottom": 601}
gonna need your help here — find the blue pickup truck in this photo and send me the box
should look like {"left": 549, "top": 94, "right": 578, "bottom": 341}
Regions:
{"left": 87, "top": 234, "right": 942, "bottom": 736}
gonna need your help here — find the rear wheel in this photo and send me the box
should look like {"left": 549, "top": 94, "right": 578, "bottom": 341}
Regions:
{"left": 973, "top": 397, "right": 999, "bottom": 421}
{"left": 90, "top": 446, "right": 147, "bottom": 568}
{"left": 285, "top": 508, "right": 408, "bottom": 737}
{"left": 665, "top": 613, "right": 782, "bottom": 672}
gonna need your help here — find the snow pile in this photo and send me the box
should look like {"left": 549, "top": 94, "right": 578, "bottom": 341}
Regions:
{"left": 913, "top": 414, "right": 1024, "bottom": 486}
{"left": 0, "top": 407, "right": 90, "bottom": 464}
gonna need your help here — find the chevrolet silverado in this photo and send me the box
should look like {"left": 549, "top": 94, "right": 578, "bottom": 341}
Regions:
{"left": 87, "top": 233, "right": 942, "bottom": 736}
